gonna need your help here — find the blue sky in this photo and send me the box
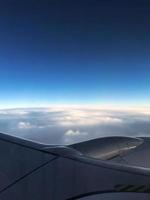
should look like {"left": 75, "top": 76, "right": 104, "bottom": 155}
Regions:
{"left": 0, "top": 0, "right": 150, "bottom": 108}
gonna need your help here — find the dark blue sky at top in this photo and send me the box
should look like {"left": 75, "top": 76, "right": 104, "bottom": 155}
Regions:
{"left": 0, "top": 0, "right": 150, "bottom": 107}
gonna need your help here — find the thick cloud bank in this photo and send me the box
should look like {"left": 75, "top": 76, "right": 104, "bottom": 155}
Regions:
{"left": 0, "top": 107, "right": 149, "bottom": 145}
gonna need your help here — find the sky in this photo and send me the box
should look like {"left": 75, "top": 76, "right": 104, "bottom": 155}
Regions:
{"left": 0, "top": 0, "right": 150, "bottom": 107}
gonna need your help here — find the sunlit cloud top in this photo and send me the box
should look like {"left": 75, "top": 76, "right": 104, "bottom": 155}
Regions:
{"left": 0, "top": 106, "right": 150, "bottom": 145}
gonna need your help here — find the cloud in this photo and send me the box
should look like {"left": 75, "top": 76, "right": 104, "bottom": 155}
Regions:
{"left": 55, "top": 109, "right": 123, "bottom": 126}
{"left": 18, "top": 122, "right": 33, "bottom": 129}
{"left": 65, "top": 129, "right": 88, "bottom": 136}
{"left": 0, "top": 107, "right": 149, "bottom": 145}
{"left": 64, "top": 129, "right": 88, "bottom": 144}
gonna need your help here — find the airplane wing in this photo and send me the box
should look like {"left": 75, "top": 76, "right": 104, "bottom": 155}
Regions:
{"left": 0, "top": 133, "right": 149, "bottom": 200}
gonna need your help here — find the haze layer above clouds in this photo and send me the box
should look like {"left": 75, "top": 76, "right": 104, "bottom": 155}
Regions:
{"left": 0, "top": 107, "right": 150, "bottom": 145}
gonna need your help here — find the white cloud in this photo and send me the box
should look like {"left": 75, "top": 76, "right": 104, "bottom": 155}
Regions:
{"left": 64, "top": 129, "right": 88, "bottom": 144}
{"left": 56, "top": 109, "right": 123, "bottom": 126}
{"left": 0, "top": 106, "right": 149, "bottom": 144}
{"left": 18, "top": 122, "right": 33, "bottom": 129}
{"left": 65, "top": 129, "right": 87, "bottom": 136}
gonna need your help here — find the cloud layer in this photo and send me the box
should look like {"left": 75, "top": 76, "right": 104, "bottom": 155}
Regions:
{"left": 0, "top": 107, "right": 150, "bottom": 145}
